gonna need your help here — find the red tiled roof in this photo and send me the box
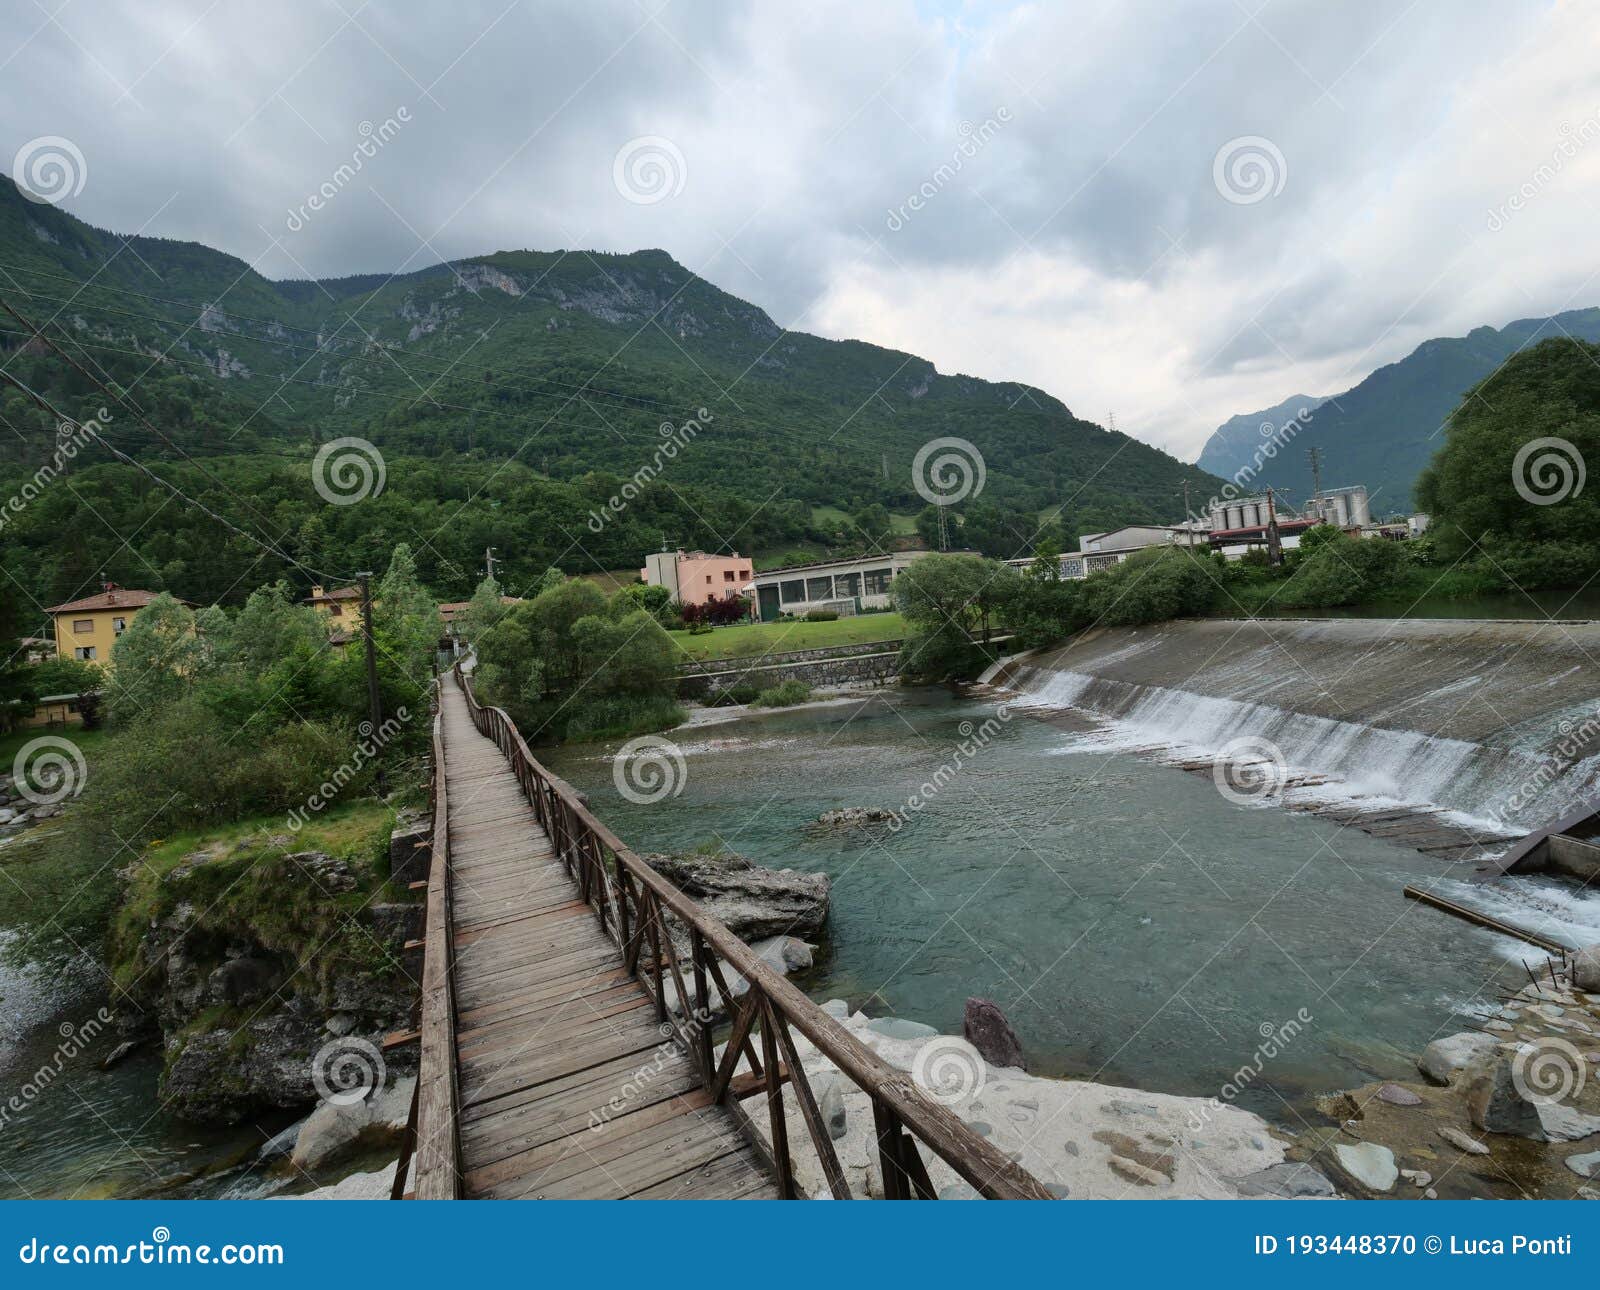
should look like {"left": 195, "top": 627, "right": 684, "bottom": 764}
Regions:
{"left": 306, "top": 586, "right": 362, "bottom": 602}
{"left": 45, "top": 588, "right": 189, "bottom": 613}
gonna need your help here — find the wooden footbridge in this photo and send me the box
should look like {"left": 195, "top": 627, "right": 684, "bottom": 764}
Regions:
{"left": 394, "top": 665, "right": 1051, "bottom": 1200}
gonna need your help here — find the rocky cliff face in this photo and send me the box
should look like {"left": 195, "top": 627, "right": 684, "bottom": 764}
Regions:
{"left": 109, "top": 830, "right": 420, "bottom": 1126}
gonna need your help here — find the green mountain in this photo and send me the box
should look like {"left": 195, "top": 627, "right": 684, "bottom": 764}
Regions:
{"left": 1196, "top": 309, "right": 1600, "bottom": 513}
{"left": 1195, "top": 393, "right": 1325, "bottom": 480}
{"left": 0, "top": 175, "right": 1216, "bottom": 607}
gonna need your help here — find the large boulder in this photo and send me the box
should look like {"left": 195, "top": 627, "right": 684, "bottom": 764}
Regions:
{"left": 1573, "top": 944, "right": 1600, "bottom": 994}
{"left": 1466, "top": 1056, "right": 1544, "bottom": 1139}
{"left": 641, "top": 851, "right": 829, "bottom": 941}
{"left": 964, "top": 997, "right": 1026, "bottom": 1070}
{"left": 290, "top": 1076, "right": 414, "bottom": 1172}
{"left": 1418, "top": 1031, "right": 1497, "bottom": 1086}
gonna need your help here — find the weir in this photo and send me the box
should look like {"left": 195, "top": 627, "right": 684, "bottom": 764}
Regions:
{"left": 988, "top": 618, "right": 1600, "bottom": 838}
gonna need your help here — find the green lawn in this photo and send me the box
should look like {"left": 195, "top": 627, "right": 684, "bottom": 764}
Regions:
{"left": 809, "top": 506, "right": 919, "bottom": 535}
{"left": 0, "top": 724, "right": 112, "bottom": 775}
{"left": 670, "top": 612, "right": 906, "bottom": 662}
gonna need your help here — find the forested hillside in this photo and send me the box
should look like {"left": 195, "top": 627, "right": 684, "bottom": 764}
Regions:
{"left": 1195, "top": 309, "right": 1600, "bottom": 512}
{"left": 0, "top": 176, "right": 1215, "bottom": 612}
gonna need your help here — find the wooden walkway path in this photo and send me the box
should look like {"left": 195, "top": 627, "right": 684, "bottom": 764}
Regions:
{"left": 437, "top": 676, "right": 778, "bottom": 1199}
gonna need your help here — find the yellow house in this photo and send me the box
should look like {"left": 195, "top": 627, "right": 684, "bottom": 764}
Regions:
{"left": 44, "top": 585, "right": 187, "bottom": 666}
{"left": 305, "top": 584, "right": 373, "bottom": 650}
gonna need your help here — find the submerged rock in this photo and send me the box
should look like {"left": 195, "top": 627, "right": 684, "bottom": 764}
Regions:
{"left": 814, "top": 807, "right": 897, "bottom": 827}
{"left": 963, "top": 997, "right": 1026, "bottom": 1070}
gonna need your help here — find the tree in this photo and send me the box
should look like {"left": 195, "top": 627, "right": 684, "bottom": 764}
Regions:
{"left": 1078, "top": 548, "right": 1218, "bottom": 626}
{"left": 1418, "top": 337, "right": 1600, "bottom": 567}
{"left": 219, "top": 581, "right": 326, "bottom": 673}
{"left": 107, "top": 594, "right": 206, "bottom": 723}
{"left": 851, "top": 503, "right": 893, "bottom": 551}
{"left": 892, "top": 554, "right": 1021, "bottom": 681}
{"left": 458, "top": 575, "right": 512, "bottom": 643}
{"left": 475, "top": 579, "right": 683, "bottom": 741}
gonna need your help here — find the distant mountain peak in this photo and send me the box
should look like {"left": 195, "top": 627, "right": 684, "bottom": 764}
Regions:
{"left": 1195, "top": 307, "right": 1600, "bottom": 511}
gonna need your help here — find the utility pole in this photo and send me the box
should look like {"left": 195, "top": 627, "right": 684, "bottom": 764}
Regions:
{"left": 1265, "top": 488, "right": 1284, "bottom": 567}
{"left": 936, "top": 503, "right": 951, "bottom": 552}
{"left": 1307, "top": 445, "right": 1323, "bottom": 517}
{"left": 1182, "top": 480, "right": 1194, "bottom": 547}
{"left": 484, "top": 546, "right": 498, "bottom": 582}
{"left": 357, "top": 572, "right": 387, "bottom": 796}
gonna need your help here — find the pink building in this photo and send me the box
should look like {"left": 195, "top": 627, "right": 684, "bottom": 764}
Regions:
{"left": 640, "top": 549, "right": 753, "bottom": 606}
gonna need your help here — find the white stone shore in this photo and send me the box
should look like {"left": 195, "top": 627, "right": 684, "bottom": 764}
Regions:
{"left": 722, "top": 1003, "right": 1331, "bottom": 1200}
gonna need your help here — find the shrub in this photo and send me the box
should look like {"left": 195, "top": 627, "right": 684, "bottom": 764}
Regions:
{"left": 803, "top": 609, "right": 838, "bottom": 622}
{"left": 752, "top": 680, "right": 813, "bottom": 707}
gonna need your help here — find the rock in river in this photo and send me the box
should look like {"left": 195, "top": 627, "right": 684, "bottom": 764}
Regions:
{"left": 1332, "top": 1142, "right": 1398, "bottom": 1193}
{"left": 963, "top": 997, "right": 1026, "bottom": 1070}
{"left": 641, "top": 850, "right": 829, "bottom": 942}
{"left": 1418, "top": 1031, "right": 1497, "bottom": 1086}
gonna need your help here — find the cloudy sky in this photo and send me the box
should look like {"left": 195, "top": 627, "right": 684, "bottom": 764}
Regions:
{"left": 4, "top": 0, "right": 1598, "bottom": 460}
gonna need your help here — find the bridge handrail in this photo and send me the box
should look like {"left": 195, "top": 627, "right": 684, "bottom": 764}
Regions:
{"left": 408, "top": 695, "right": 463, "bottom": 1198}
{"left": 450, "top": 660, "right": 1051, "bottom": 1200}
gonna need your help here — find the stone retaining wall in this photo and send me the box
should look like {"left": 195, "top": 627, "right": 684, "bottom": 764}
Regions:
{"left": 677, "top": 640, "right": 904, "bottom": 698}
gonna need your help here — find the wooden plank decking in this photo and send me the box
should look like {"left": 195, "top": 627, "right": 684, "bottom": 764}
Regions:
{"left": 437, "top": 676, "right": 778, "bottom": 1200}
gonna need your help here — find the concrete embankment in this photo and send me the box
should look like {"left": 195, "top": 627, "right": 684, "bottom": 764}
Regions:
{"left": 989, "top": 617, "right": 1600, "bottom": 832}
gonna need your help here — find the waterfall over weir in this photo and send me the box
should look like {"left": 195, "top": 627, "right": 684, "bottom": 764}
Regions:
{"left": 989, "top": 618, "right": 1600, "bottom": 835}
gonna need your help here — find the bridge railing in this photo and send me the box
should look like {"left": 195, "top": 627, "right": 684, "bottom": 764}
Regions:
{"left": 397, "top": 694, "right": 463, "bottom": 1199}
{"left": 451, "top": 660, "right": 1051, "bottom": 1200}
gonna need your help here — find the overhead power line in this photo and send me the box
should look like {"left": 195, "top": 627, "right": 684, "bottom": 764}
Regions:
{"left": 0, "top": 294, "right": 355, "bottom": 586}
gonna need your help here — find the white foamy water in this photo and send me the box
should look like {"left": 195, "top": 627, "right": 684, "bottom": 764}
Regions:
{"left": 1005, "top": 664, "right": 1597, "bottom": 831}
{"left": 1428, "top": 875, "right": 1600, "bottom": 959}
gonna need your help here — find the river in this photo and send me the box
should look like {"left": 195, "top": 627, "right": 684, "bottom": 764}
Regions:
{"left": 544, "top": 688, "right": 1600, "bottom": 1124}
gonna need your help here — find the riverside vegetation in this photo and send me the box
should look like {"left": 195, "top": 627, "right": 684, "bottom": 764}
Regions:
{"left": 0, "top": 543, "right": 439, "bottom": 1132}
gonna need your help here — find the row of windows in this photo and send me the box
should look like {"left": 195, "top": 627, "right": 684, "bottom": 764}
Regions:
{"left": 701, "top": 568, "right": 752, "bottom": 584}
{"left": 776, "top": 567, "right": 893, "bottom": 604}
{"left": 68, "top": 617, "right": 127, "bottom": 633}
